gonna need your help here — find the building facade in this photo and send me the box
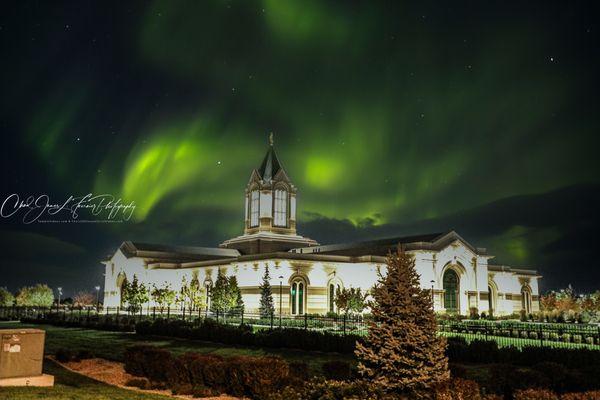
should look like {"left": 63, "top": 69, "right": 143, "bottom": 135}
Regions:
{"left": 103, "top": 138, "right": 541, "bottom": 316}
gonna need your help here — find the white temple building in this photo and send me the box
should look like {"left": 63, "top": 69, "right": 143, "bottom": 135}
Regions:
{"left": 103, "top": 137, "right": 541, "bottom": 316}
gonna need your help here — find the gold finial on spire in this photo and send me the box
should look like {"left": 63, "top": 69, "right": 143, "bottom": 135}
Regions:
{"left": 269, "top": 132, "right": 274, "bottom": 146}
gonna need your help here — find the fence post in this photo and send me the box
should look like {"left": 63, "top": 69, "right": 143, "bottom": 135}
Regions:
{"left": 270, "top": 311, "right": 274, "bottom": 330}
{"left": 304, "top": 313, "right": 308, "bottom": 330}
{"left": 241, "top": 310, "right": 244, "bottom": 326}
{"left": 167, "top": 307, "right": 170, "bottom": 319}
{"left": 152, "top": 307, "right": 156, "bottom": 320}
{"left": 539, "top": 325, "right": 543, "bottom": 346}
{"left": 343, "top": 314, "right": 347, "bottom": 335}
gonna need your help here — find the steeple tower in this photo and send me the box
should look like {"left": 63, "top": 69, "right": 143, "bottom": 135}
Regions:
{"left": 245, "top": 133, "right": 296, "bottom": 235}
{"left": 219, "top": 134, "right": 318, "bottom": 254}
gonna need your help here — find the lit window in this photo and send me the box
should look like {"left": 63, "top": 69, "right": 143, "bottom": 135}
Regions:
{"left": 443, "top": 269, "right": 459, "bottom": 312}
{"left": 328, "top": 282, "right": 341, "bottom": 313}
{"left": 273, "top": 189, "right": 287, "bottom": 227}
{"left": 290, "top": 278, "right": 305, "bottom": 315}
{"left": 250, "top": 190, "right": 259, "bottom": 227}
{"left": 521, "top": 286, "right": 532, "bottom": 314}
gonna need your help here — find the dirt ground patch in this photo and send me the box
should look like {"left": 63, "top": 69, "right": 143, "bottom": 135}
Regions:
{"left": 49, "top": 356, "right": 239, "bottom": 400}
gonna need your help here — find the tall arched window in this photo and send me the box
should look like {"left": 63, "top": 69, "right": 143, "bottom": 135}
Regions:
{"left": 443, "top": 269, "right": 459, "bottom": 313}
{"left": 250, "top": 190, "right": 259, "bottom": 227}
{"left": 521, "top": 286, "right": 532, "bottom": 314}
{"left": 328, "top": 281, "right": 342, "bottom": 313}
{"left": 273, "top": 189, "right": 288, "bottom": 227}
{"left": 204, "top": 280, "right": 213, "bottom": 311}
{"left": 290, "top": 278, "right": 306, "bottom": 315}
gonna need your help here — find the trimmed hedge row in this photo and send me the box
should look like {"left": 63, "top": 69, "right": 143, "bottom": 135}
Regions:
{"left": 446, "top": 337, "right": 600, "bottom": 369}
{"left": 135, "top": 318, "right": 360, "bottom": 353}
{"left": 124, "top": 345, "right": 304, "bottom": 399}
{"left": 21, "top": 314, "right": 135, "bottom": 332}
{"left": 439, "top": 320, "right": 600, "bottom": 345}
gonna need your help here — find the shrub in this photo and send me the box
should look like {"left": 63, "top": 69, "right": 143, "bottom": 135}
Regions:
{"left": 187, "top": 354, "right": 225, "bottom": 389}
{"left": 288, "top": 361, "right": 310, "bottom": 382}
{"left": 434, "top": 378, "right": 482, "bottom": 400}
{"left": 266, "top": 378, "right": 381, "bottom": 400}
{"left": 170, "top": 383, "right": 193, "bottom": 395}
{"left": 125, "top": 377, "right": 150, "bottom": 389}
{"left": 76, "top": 349, "right": 94, "bottom": 360}
{"left": 484, "top": 364, "right": 528, "bottom": 397}
{"left": 321, "top": 360, "right": 352, "bottom": 381}
{"left": 124, "top": 346, "right": 296, "bottom": 399}
{"left": 468, "top": 340, "right": 500, "bottom": 363}
{"left": 449, "top": 363, "right": 468, "bottom": 379}
{"left": 55, "top": 348, "right": 75, "bottom": 363}
{"left": 136, "top": 318, "right": 360, "bottom": 354}
{"left": 226, "top": 356, "right": 289, "bottom": 399}
{"left": 123, "top": 345, "right": 173, "bottom": 382}
{"left": 164, "top": 352, "right": 199, "bottom": 388}
{"left": 561, "top": 391, "right": 600, "bottom": 400}
{"left": 191, "top": 385, "right": 220, "bottom": 398}
{"left": 197, "top": 358, "right": 229, "bottom": 393}
{"left": 514, "top": 388, "right": 559, "bottom": 400}
{"left": 445, "top": 339, "right": 600, "bottom": 371}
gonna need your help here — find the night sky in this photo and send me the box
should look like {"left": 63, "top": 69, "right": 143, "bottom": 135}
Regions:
{"left": 1, "top": 1, "right": 599, "bottom": 297}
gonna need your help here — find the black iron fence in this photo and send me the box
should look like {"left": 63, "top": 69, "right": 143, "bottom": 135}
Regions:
{"left": 438, "top": 319, "right": 600, "bottom": 350}
{"left": 2, "top": 306, "right": 599, "bottom": 350}
{"left": 0, "top": 305, "right": 369, "bottom": 336}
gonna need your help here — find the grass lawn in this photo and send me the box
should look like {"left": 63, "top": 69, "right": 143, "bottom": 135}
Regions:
{"left": 0, "top": 359, "right": 173, "bottom": 400}
{"left": 0, "top": 321, "right": 353, "bottom": 374}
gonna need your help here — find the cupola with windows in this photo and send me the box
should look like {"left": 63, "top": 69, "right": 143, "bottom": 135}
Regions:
{"left": 245, "top": 132, "right": 296, "bottom": 235}
{"left": 220, "top": 134, "right": 318, "bottom": 254}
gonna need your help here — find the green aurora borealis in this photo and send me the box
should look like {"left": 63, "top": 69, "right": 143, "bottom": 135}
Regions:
{"left": 1, "top": 1, "right": 599, "bottom": 295}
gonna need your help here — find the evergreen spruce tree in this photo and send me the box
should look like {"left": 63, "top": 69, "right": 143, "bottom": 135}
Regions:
{"left": 258, "top": 265, "right": 275, "bottom": 318}
{"left": 355, "top": 246, "right": 449, "bottom": 397}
